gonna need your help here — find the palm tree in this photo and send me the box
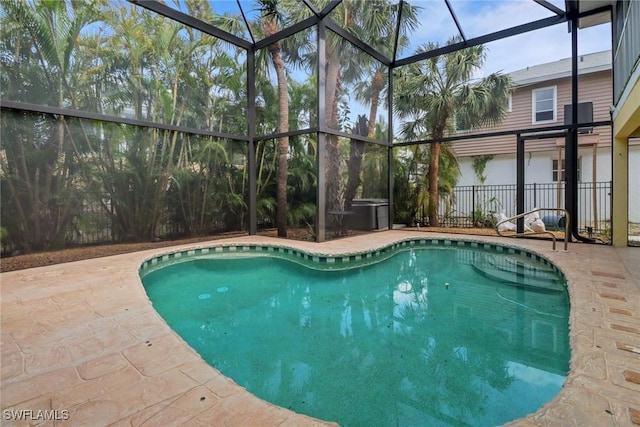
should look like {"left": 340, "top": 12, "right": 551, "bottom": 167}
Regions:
{"left": 217, "top": 1, "right": 421, "bottom": 235}
{"left": 296, "top": 0, "right": 419, "bottom": 233}
{"left": 259, "top": 0, "right": 290, "bottom": 238}
{"left": 213, "top": 0, "right": 299, "bottom": 237}
{"left": 97, "top": 6, "right": 186, "bottom": 240}
{"left": 395, "top": 37, "right": 511, "bottom": 227}
{"left": 360, "top": 131, "right": 389, "bottom": 198}
{"left": 95, "top": 2, "right": 250, "bottom": 240}
{"left": 342, "top": 2, "right": 419, "bottom": 216}
{"left": 0, "top": 0, "right": 101, "bottom": 249}
{"left": 351, "top": 1, "right": 419, "bottom": 137}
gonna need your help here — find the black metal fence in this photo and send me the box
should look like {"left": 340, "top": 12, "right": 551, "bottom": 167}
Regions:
{"left": 57, "top": 181, "right": 612, "bottom": 246}
{"left": 434, "top": 181, "right": 611, "bottom": 233}
{"left": 65, "top": 195, "right": 185, "bottom": 246}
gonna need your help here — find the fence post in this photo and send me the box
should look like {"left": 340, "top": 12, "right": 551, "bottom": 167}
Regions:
{"left": 110, "top": 193, "right": 115, "bottom": 243}
{"left": 533, "top": 182, "right": 537, "bottom": 207}
{"left": 472, "top": 185, "right": 476, "bottom": 226}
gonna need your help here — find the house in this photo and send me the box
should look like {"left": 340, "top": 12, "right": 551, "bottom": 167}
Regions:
{"left": 451, "top": 49, "right": 640, "bottom": 229}
{"left": 609, "top": 0, "right": 640, "bottom": 246}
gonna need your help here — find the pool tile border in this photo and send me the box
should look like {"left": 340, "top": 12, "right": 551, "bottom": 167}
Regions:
{"left": 139, "top": 237, "right": 562, "bottom": 278}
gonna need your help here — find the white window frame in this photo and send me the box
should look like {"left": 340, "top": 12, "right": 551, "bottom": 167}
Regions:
{"left": 532, "top": 86, "right": 557, "bottom": 124}
{"left": 552, "top": 157, "right": 582, "bottom": 182}
{"left": 506, "top": 93, "right": 512, "bottom": 112}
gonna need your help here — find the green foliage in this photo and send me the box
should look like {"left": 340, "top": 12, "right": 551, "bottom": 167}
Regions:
{"left": 0, "top": 110, "right": 84, "bottom": 250}
{"left": 392, "top": 143, "right": 460, "bottom": 227}
{"left": 361, "top": 142, "right": 389, "bottom": 199}
{"left": 0, "top": 0, "right": 511, "bottom": 249}
{"left": 470, "top": 155, "right": 497, "bottom": 227}
{"left": 0, "top": 226, "right": 9, "bottom": 254}
{"left": 392, "top": 150, "right": 418, "bottom": 226}
{"left": 472, "top": 155, "right": 494, "bottom": 184}
{"left": 286, "top": 136, "right": 317, "bottom": 228}
{"left": 394, "top": 37, "right": 512, "bottom": 226}
{"left": 0, "top": 0, "right": 254, "bottom": 249}
{"left": 473, "top": 196, "right": 500, "bottom": 228}
{"left": 165, "top": 138, "right": 248, "bottom": 236}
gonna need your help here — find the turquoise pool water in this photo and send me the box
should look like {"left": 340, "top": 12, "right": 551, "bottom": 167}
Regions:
{"left": 142, "top": 243, "right": 570, "bottom": 426}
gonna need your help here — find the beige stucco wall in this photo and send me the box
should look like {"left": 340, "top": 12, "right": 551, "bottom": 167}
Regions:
{"left": 612, "top": 71, "right": 640, "bottom": 246}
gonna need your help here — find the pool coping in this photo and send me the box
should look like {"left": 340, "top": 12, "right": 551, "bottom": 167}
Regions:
{"left": 1, "top": 231, "right": 639, "bottom": 426}
{"left": 138, "top": 236, "right": 563, "bottom": 276}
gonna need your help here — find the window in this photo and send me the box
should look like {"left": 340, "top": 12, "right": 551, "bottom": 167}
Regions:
{"left": 506, "top": 93, "right": 512, "bottom": 112}
{"left": 532, "top": 86, "right": 556, "bottom": 123}
{"left": 552, "top": 157, "right": 582, "bottom": 181}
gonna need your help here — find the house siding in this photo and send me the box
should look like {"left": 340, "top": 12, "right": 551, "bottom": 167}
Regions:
{"left": 433, "top": 49, "right": 639, "bottom": 224}
{"left": 452, "top": 70, "right": 613, "bottom": 157}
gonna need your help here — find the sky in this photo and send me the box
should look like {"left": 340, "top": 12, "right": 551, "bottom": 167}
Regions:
{"left": 92, "top": 0, "right": 613, "bottom": 128}
{"left": 169, "top": 0, "right": 613, "bottom": 78}
{"left": 405, "top": 0, "right": 612, "bottom": 77}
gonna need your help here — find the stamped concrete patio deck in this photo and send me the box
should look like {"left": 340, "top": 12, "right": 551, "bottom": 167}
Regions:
{"left": 1, "top": 230, "right": 639, "bottom": 426}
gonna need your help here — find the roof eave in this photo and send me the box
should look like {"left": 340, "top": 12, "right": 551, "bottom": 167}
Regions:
{"left": 513, "top": 65, "right": 611, "bottom": 87}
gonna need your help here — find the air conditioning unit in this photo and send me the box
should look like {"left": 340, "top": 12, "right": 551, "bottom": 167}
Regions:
{"left": 564, "top": 102, "right": 593, "bottom": 134}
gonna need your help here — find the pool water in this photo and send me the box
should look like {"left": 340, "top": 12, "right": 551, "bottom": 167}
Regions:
{"left": 142, "top": 246, "right": 570, "bottom": 426}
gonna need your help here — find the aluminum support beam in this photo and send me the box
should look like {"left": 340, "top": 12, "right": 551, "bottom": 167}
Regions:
{"left": 387, "top": 64, "right": 394, "bottom": 229}
{"left": 324, "top": 19, "right": 392, "bottom": 66}
{"left": 517, "top": 134, "right": 525, "bottom": 233}
{"left": 0, "top": 100, "right": 250, "bottom": 142}
{"left": 316, "top": 21, "right": 327, "bottom": 242}
{"left": 393, "top": 120, "right": 611, "bottom": 147}
{"left": 567, "top": 4, "right": 594, "bottom": 243}
{"left": 445, "top": 0, "right": 467, "bottom": 43}
{"left": 129, "top": 0, "right": 251, "bottom": 49}
{"left": 247, "top": 50, "right": 257, "bottom": 235}
{"left": 255, "top": 16, "right": 318, "bottom": 50}
{"left": 396, "top": 15, "right": 566, "bottom": 67}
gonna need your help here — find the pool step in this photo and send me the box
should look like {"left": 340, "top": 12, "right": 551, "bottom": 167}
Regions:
{"left": 472, "top": 253, "right": 565, "bottom": 292}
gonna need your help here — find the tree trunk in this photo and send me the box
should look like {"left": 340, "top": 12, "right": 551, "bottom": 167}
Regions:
{"left": 342, "top": 115, "right": 368, "bottom": 234}
{"left": 344, "top": 115, "right": 368, "bottom": 210}
{"left": 264, "top": 17, "right": 289, "bottom": 237}
{"left": 324, "top": 47, "right": 342, "bottom": 215}
{"left": 428, "top": 142, "right": 441, "bottom": 227}
{"left": 367, "top": 69, "right": 384, "bottom": 137}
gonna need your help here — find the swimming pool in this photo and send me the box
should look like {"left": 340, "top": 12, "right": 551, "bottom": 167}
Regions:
{"left": 140, "top": 239, "right": 570, "bottom": 426}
